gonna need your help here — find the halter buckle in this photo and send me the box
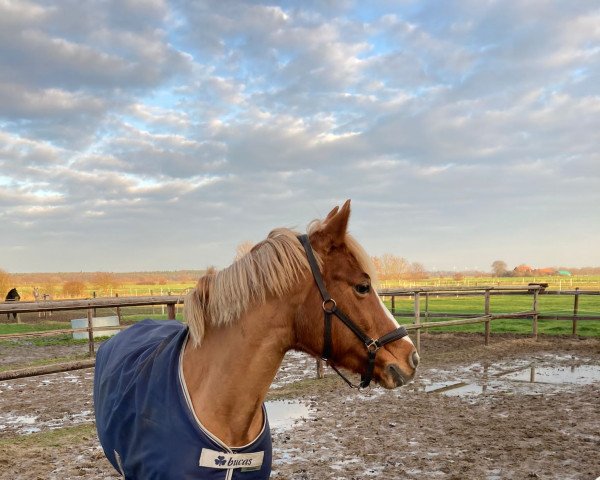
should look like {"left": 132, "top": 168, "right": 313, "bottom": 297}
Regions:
{"left": 365, "top": 339, "right": 380, "bottom": 353}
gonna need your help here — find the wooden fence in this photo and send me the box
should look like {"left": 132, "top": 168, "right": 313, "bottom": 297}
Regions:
{"left": 0, "top": 295, "right": 183, "bottom": 381}
{"left": 380, "top": 285, "right": 600, "bottom": 352}
{"left": 1, "top": 286, "right": 598, "bottom": 381}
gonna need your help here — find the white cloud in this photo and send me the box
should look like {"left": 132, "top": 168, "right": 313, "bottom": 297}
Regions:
{"left": 1, "top": 0, "right": 599, "bottom": 271}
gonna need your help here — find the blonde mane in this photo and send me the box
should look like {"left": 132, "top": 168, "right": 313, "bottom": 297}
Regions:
{"left": 184, "top": 220, "right": 378, "bottom": 347}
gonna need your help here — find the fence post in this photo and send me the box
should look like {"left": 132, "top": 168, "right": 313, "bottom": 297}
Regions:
{"left": 425, "top": 292, "right": 429, "bottom": 322}
{"left": 167, "top": 303, "right": 176, "bottom": 320}
{"left": 414, "top": 292, "right": 421, "bottom": 353}
{"left": 115, "top": 292, "right": 122, "bottom": 324}
{"left": 484, "top": 289, "right": 491, "bottom": 346}
{"left": 390, "top": 295, "right": 395, "bottom": 315}
{"left": 316, "top": 359, "right": 324, "bottom": 379}
{"left": 572, "top": 287, "right": 580, "bottom": 336}
{"left": 87, "top": 308, "right": 95, "bottom": 356}
{"left": 532, "top": 288, "right": 539, "bottom": 340}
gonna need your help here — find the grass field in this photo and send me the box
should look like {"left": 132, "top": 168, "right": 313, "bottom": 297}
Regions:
{"left": 2, "top": 291, "right": 599, "bottom": 343}
{"left": 0, "top": 311, "right": 185, "bottom": 347}
{"left": 2, "top": 273, "right": 600, "bottom": 343}
{"left": 383, "top": 293, "right": 600, "bottom": 336}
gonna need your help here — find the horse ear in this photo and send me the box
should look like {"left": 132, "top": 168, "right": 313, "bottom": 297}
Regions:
{"left": 322, "top": 199, "right": 351, "bottom": 245}
{"left": 324, "top": 205, "right": 339, "bottom": 222}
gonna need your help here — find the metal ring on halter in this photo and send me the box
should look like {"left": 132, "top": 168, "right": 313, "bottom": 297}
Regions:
{"left": 322, "top": 298, "right": 337, "bottom": 313}
{"left": 365, "top": 339, "right": 380, "bottom": 353}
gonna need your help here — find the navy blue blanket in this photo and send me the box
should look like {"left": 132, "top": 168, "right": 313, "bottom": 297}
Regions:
{"left": 94, "top": 319, "right": 272, "bottom": 479}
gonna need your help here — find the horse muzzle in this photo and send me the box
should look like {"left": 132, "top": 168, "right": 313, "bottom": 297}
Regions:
{"left": 409, "top": 350, "right": 420, "bottom": 369}
{"left": 383, "top": 363, "right": 416, "bottom": 389}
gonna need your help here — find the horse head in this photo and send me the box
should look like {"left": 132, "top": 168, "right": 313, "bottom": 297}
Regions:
{"left": 295, "top": 200, "right": 419, "bottom": 389}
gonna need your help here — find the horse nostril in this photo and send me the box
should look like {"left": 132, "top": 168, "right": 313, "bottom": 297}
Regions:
{"left": 386, "top": 364, "right": 405, "bottom": 387}
{"left": 409, "top": 351, "right": 420, "bottom": 369}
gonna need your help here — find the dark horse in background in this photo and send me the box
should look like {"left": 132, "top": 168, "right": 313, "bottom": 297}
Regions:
{"left": 5, "top": 288, "right": 20, "bottom": 320}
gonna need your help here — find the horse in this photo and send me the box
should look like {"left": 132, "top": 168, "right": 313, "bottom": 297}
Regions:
{"left": 94, "top": 200, "right": 419, "bottom": 479}
{"left": 5, "top": 288, "right": 20, "bottom": 321}
{"left": 33, "top": 287, "right": 52, "bottom": 318}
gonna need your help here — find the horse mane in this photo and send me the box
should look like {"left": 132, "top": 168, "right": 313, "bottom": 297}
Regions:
{"left": 184, "top": 220, "right": 377, "bottom": 347}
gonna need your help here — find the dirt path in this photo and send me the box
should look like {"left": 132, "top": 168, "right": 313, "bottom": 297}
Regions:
{"left": 1, "top": 333, "right": 599, "bottom": 479}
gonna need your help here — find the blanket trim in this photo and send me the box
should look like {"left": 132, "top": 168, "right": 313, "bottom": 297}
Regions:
{"left": 177, "top": 332, "right": 268, "bottom": 452}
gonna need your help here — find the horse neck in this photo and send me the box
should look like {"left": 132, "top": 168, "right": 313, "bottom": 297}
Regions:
{"left": 181, "top": 296, "right": 297, "bottom": 447}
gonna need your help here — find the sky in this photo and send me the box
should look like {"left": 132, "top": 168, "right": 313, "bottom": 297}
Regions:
{"left": 1, "top": 0, "right": 599, "bottom": 273}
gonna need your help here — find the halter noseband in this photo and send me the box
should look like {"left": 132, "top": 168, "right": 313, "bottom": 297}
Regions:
{"left": 298, "top": 234, "right": 409, "bottom": 389}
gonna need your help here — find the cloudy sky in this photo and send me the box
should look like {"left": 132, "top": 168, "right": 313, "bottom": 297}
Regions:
{"left": 1, "top": 0, "right": 599, "bottom": 273}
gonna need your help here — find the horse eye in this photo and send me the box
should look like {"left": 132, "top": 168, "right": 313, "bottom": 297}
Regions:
{"left": 354, "top": 283, "right": 370, "bottom": 295}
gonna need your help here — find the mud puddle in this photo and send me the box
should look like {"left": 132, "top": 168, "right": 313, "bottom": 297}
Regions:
{"left": 414, "top": 353, "right": 599, "bottom": 398}
{"left": 0, "top": 353, "right": 317, "bottom": 437}
{"left": 1, "top": 399, "right": 312, "bottom": 437}
{"left": 265, "top": 400, "right": 312, "bottom": 430}
{"left": 0, "top": 370, "right": 95, "bottom": 435}
{"left": 271, "top": 351, "right": 318, "bottom": 388}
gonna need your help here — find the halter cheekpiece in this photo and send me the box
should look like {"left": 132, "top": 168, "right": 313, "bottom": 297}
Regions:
{"left": 297, "top": 234, "right": 409, "bottom": 389}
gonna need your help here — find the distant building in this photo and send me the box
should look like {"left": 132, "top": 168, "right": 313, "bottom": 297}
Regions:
{"left": 536, "top": 268, "right": 557, "bottom": 276}
{"left": 513, "top": 264, "right": 533, "bottom": 275}
{"left": 557, "top": 270, "right": 572, "bottom": 276}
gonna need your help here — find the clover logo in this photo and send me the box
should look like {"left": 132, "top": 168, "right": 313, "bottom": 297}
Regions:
{"left": 214, "top": 455, "right": 227, "bottom": 466}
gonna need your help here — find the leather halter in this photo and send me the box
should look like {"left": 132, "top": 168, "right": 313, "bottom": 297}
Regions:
{"left": 298, "top": 234, "right": 409, "bottom": 389}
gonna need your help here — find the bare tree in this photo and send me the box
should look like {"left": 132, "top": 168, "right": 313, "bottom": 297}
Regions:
{"left": 92, "top": 272, "right": 120, "bottom": 295}
{"left": 408, "top": 262, "right": 428, "bottom": 280}
{"left": 0, "top": 269, "right": 12, "bottom": 298}
{"left": 63, "top": 280, "right": 87, "bottom": 298}
{"left": 372, "top": 254, "right": 410, "bottom": 280}
{"left": 491, "top": 260, "right": 508, "bottom": 277}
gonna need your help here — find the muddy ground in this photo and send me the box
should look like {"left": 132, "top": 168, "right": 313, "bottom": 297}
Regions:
{"left": 1, "top": 333, "right": 599, "bottom": 479}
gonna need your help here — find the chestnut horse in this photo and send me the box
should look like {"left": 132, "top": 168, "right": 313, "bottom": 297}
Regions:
{"left": 94, "top": 200, "right": 418, "bottom": 479}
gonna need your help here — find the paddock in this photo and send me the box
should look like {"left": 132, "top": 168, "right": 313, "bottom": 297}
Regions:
{"left": 1, "top": 331, "right": 598, "bottom": 479}
{"left": 0, "top": 290, "right": 598, "bottom": 478}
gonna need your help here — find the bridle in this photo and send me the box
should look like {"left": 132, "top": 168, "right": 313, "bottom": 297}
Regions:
{"left": 298, "top": 234, "right": 409, "bottom": 389}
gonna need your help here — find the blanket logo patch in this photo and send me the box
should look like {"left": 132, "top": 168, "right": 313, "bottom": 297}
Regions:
{"left": 199, "top": 449, "right": 264, "bottom": 470}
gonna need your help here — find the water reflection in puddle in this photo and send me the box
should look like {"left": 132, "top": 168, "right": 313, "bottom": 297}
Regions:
{"left": 418, "top": 356, "right": 600, "bottom": 398}
{"left": 265, "top": 400, "right": 311, "bottom": 429}
{"left": 501, "top": 365, "right": 600, "bottom": 385}
{"left": 0, "top": 402, "right": 310, "bottom": 436}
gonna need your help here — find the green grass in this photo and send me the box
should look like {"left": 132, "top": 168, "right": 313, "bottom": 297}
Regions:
{"left": 0, "top": 315, "right": 184, "bottom": 348}
{"left": 2, "top": 295, "right": 598, "bottom": 343}
{"left": 0, "top": 353, "right": 92, "bottom": 373}
{"left": 414, "top": 319, "right": 600, "bottom": 336}
{"left": 383, "top": 294, "right": 600, "bottom": 336}
{"left": 0, "top": 423, "right": 96, "bottom": 448}
{"left": 0, "top": 322, "right": 72, "bottom": 335}
{"left": 0, "top": 333, "right": 100, "bottom": 347}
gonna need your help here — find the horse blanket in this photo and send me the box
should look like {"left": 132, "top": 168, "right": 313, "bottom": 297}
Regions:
{"left": 94, "top": 319, "right": 272, "bottom": 479}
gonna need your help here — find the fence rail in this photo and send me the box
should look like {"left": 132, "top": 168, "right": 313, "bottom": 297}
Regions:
{"left": 380, "top": 285, "right": 600, "bottom": 351}
{"left": 1, "top": 287, "right": 599, "bottom": 381}
{"left": 0, "top": 295, "right": 184, "bottom": 380}
{"left": 0, "top": 295, "right": 184, "bottom": 314}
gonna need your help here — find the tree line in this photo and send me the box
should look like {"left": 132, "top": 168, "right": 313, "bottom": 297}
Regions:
{"left": 490, "top": 261, "right": 600, "bottom": 277}
{"left": 0, "top": 269, "right": 206, "bottom": 300}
